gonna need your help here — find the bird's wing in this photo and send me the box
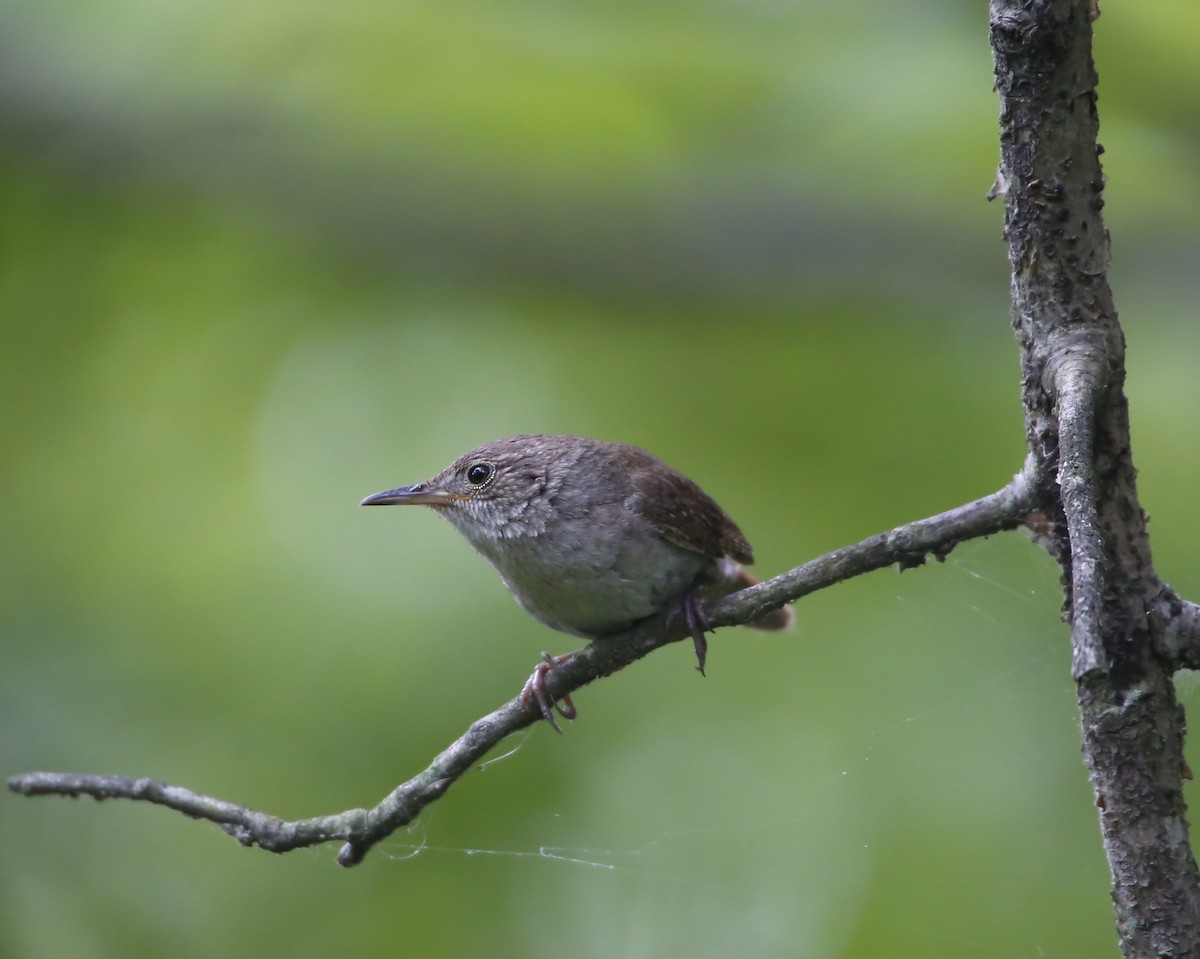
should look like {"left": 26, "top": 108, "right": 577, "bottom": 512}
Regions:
{"left": 628, "top": 462, "right": 754, "bottom": 564}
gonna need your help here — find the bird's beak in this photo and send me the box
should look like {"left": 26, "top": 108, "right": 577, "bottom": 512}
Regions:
{"left": 360, "top": 484, "right": 467, "bottom": 507}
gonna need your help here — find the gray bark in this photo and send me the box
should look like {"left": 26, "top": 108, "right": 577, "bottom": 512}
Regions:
{"left": 990, "top": 1, "right": 1200, "bottom": 953}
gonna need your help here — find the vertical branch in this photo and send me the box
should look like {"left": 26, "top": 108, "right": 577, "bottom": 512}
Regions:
{"left": 1054, "top": 364, "right": 1107, "bottom": 679}
{"left": 989, "top": 1, "right": 1200, "bottom": 955}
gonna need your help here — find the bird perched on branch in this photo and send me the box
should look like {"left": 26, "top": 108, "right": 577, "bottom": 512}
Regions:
{"left": 362, "top": 434, "right": 792, "bottom": 729}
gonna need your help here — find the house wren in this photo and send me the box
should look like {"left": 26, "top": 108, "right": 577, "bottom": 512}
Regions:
{"left": 361, "top": 434, "right": 791, "bottom": 727}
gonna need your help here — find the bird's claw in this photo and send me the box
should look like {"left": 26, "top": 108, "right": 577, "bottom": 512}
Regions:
{"left": 680, "top": 592, "right": 711, "bottom": 675}
{"left": 520, "top": 651, "right": 578, "bottom": 733}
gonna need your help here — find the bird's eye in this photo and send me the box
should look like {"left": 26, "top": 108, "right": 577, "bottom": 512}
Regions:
{"left": 466, "top": 462, "right": 495, "bottom": 487}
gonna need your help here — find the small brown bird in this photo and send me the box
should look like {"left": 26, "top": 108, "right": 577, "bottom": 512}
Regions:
{"left": 362, "top": 434, "right": 791, "bottom": 727}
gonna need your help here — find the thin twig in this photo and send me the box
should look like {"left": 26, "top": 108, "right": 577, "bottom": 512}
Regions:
{"left": 7, "top": 467, "right": 1037, "bottom": 867}
{"left": 706, "top": 461, "right": 1037, "bottom": 631}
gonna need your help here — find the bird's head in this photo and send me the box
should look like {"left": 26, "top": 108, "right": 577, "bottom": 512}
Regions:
{"left": 361, "top": 435, "right": 587, "bottom": 542}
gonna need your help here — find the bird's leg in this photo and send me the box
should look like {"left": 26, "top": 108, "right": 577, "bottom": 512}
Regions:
{"left": 679, "top": 591, "right": 711, "bottom": 676}
{"left": 520, "top": 651, "right": 578, "bottom": 733}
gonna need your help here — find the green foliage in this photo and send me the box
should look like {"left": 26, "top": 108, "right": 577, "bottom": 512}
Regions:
{"left": 2, "top": 2, "right": 1198, "bottom": 957}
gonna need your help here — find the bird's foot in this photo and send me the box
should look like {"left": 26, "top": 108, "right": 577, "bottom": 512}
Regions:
{"left": 520, "top": 651, "right": 578, "bottom": 733}
{"left": 678, "top": 592, "right": 711, "bottom": 675}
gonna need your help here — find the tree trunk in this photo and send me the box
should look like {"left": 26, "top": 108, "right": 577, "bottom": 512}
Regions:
{"left": 990, "top": 0, "right": 1200, "bottom": 953}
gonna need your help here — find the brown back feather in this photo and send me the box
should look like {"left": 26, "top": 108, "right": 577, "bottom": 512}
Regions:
{"left": 627, "top": 454, "right": 754, "bottom": 563}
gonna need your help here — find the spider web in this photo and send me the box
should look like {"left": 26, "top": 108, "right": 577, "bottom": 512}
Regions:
{"left": 368, "top": 534, "right": 1117, "bottom": 958}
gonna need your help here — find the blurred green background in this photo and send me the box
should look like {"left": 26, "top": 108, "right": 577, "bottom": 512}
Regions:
{"left": 3, "top": 2, "right": 1198, "bottom": 957}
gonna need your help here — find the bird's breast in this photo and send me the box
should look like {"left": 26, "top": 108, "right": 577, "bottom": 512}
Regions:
{"left": 465, "top": 511, "right": 711, "bottom": 638}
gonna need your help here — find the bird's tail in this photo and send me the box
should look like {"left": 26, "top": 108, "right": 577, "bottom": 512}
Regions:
{"left": 719, "top": 561, "right": 794, "bottom": 631}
